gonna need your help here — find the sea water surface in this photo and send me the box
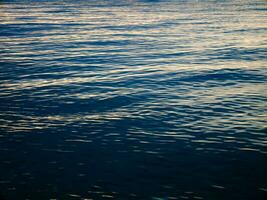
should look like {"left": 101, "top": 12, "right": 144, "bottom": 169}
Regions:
{"left": 0, "top": 0, "right": 267, "bottom": 199}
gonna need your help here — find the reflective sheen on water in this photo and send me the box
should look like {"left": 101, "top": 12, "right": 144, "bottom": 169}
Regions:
{"left": 0, "top": 0, "right": 267, "bottom": 199}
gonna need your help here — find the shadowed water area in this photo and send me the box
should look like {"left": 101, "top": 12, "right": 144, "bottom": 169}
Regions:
{"left": 0, "top": 0, "right": 267, "bottom": 199}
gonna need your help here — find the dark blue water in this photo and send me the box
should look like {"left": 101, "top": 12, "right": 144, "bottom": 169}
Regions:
{"left": 0, "top": 0, "right": 267, "bottom": 199}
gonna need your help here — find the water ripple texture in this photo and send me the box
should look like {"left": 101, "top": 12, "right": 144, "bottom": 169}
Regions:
{"left": 0, "top": 0, "right": 267, "bottom": 199}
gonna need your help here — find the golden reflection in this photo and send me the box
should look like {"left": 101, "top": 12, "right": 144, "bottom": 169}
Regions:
{"left": 0, "top": 0, "right": 266, "bottom": 169}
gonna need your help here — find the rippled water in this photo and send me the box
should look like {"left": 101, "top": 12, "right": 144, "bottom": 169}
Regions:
{"left": 0, "top": 0, "right": 267, "bottom": 199}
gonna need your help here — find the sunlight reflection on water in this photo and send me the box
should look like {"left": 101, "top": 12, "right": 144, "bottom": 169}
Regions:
{"left": 0, "top": 0, "right": 267, "bottom": 199}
